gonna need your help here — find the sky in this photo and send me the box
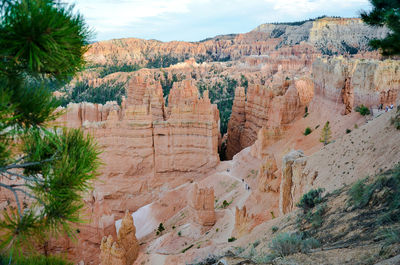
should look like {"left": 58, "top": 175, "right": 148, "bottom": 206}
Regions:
{"left": 65, "top": 0, "right": 372, "bottom": 42}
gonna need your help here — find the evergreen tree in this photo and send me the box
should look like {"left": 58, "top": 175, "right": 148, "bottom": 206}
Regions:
{"left": 0, "top": 0, "right": 100, "bottom": 258}
{"left": 361, "top": 0, "right": 400, "bottom": 55}
{"left": 320, "top": 121, "right": 332, "bottom": 146}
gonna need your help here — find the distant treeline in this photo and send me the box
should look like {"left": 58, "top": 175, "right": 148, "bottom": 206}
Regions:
{"left": 269, "top": 15, "right": 341, "bottom": 26}
{"left": 59, "top": 81, "right": 126, "bottom": 106}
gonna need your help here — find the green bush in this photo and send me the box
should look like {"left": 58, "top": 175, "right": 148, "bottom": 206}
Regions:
{"left": 346, "top": 129, "right": 352, "bottom": 134}
{"left": 228, "top": 237, "right": 237, "bottom": 242}
{"left": 269, "top": 233, "right": 320, "bottom": 257}
{"left": 222, "top": 200, "right": 230, "bottom": 208}
{"left": 355, "top": 105, "right": 370, "bottom": 116}
{"left": 271, "top": 226, "right": 279, "bottom": 233}
{"left": 348, "top": 165, "right": 400, "bottom": 224}
{"left": 0, "top": 254, "right": 72, "bottom": 265}
{"left": 305, "top": 203, "right": 327, "bottom": 229}
{"left": 383, "top": 228, "right": 400, "bottom": 246}
{"left": 296, "top": 188, "right": 324, "bottom": 212}
{"left": 304, "top": 127, "right": 312, "bottom": 135}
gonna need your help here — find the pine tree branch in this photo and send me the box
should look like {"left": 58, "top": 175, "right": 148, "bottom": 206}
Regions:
{"left": 1, "top": 156, "right": 55, "bottom": 170}
{"left": 3, "top": 170, "right": 44, "bottom": 184}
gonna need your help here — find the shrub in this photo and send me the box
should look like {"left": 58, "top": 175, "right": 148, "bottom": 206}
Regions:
{"left": 271, "top": 226, "right": 279, "bottom": 233}
{"left": 305, "top": 203, "right": 327, "bottom": 229}
{"left": 222, "top": 200, "right": 230, "bottom": 208}
{"left": 269, "top": 232, "right": 319, "bottom": 257}
{"left": 228, "top": 237, "right": 237, "bottom": 242}
{"left": 355, "top": 105, "right": 370, "bottom": 116}
{"left": 383, "top": 228, "right": 400, "bottom": 246}
{"left": 346, "top": 129, "right": 352, "bottom": 134}
{"left": 181, "top": 244, "right": 194, "bottom": 253}
{"left": 156, "top": 223, "right": 165, "bottom": 235}
{"left": 178, "top": 231, "right": 182, "bottom": 236}
{"left": 297, "top": 188, "right": 324, "bottom": 212}
{"left": 348, "top": 165, "right": 400, "bottom": 224}
{"left": 304, "top": 127, "right": 312, "bottom": 135}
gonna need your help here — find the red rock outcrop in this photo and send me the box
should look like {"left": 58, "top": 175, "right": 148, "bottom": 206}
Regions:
{"left": 188, "top": 184, "right": 216, "bottom": 226}
{"left": 256, "top": 154, "right": 279, "bottom": 193}
{"left": 226, "top": 87, "right": 246, "bottom": 159}
{"left": 312, "top": 57, "right": 400, "bottom": 114}
{"left": 227, "top": 79, "right": 313, "bottom": 159}
{"left": 279, "top": 150, "right": 306, "bottom": 215}
{"left": 232, "top": 206, "right": 255, "bottom": 238}
{"left": 100, "top": 211, "right": 139, "bottom": 265}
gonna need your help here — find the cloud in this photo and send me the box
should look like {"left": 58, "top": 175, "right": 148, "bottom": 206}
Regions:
{"left": 65, "top": 0, "right": 371, "bottom": 42}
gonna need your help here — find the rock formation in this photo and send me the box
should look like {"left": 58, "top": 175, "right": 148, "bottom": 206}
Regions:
{"left": 312, "top": 57, "right": 400, "bottom": 114}
{"left": 188, "top": 183, "right": 216, "bottom": 226}
{"left": 256, "top": 154, "right": 279, "bottom": 193}
{"left": 226, "top": 79, "right": 313, "bottom": 159}
{"left": 100, "top": 211, "right": 139, "bottom": 265}
{"left": 86, "top": 18, "right": 386, "bottom": 68}
{"left": 232, "top": 206, "right": 255, "bottom": 238}
{"left": 226, "top": 87, "right": 246, "bottom": 159}
{"left": 279, "top": 150, "right": 306, "bottom": 215}
{"left": 59, "top": 77, "right": 220, "bottom": 177}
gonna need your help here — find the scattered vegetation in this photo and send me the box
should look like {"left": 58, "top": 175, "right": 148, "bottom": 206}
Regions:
{"left": 304, "top": 106, "right": 309, "bottom": 118}
{"left": 60, "top": 81, "right": 126, "bottom": 106}
{"left": 348, "top": 166, "right": 400, "bottom": 225}
{"left": 319, "top": 121, "right": 332, "bottom": 145}
{"left": 221, "top": 200, "right": 230, "bottom": 208}
{"left": 146, "top": 55, "right": 182, "bottom": 68}
{"left": 99, "top": 63, "right": 141, "bottom": 78}
{"left": 156, "top": 223, "right": 165, "bottom": 235}
{"left": 296, "top": 188, "right": 324, "bottom": 212}
{"left": 228, "top": 237, "right": 237, "bottom": 242}
{"left": 355, "top": 104, "right": 371, "bottom": 116}
{"left": 269, "top": 232, "right": 320, "bottom": 257}
{"left": 304, "top": 127, "right": 312, "bottom": 136}
{"left": 181, "top": 244, "right": 194, "bottom": 253}
{"left": 346, "top": 128, "right": 352, "bottom": 134}
{"left": 178, "top": 231, "right": 182, "bottom": 237}
{"left": 297, "top": 188, "right": 327, "bottom": 230}
{"left": 270, "top": 15, "right": 330, "bottom": 26}
{"left": 271, "top": 226, "right": 279, "bottom": 233}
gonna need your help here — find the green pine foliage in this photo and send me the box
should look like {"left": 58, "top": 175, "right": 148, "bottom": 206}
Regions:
{"left": 319, "top": 121, "right": 332, "bottom": 145}
{"left": 0, "top": 0, "right": 100, "bottom": 259}
{"left": 60, "top": 81, "right": 126, "bottom": 106}
{"left": 361, "top": 0, "right": 400, "bottom": 55}
{"left": 0, "top": 253, "right": 72, "bottom": 265}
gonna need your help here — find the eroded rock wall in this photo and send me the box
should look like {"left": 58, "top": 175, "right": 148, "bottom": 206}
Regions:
{"left": 312, "top": 57, "right": 400, "bottom": 114}
{"left": 188, "top": 184, "right": 216, "bottom": 226}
